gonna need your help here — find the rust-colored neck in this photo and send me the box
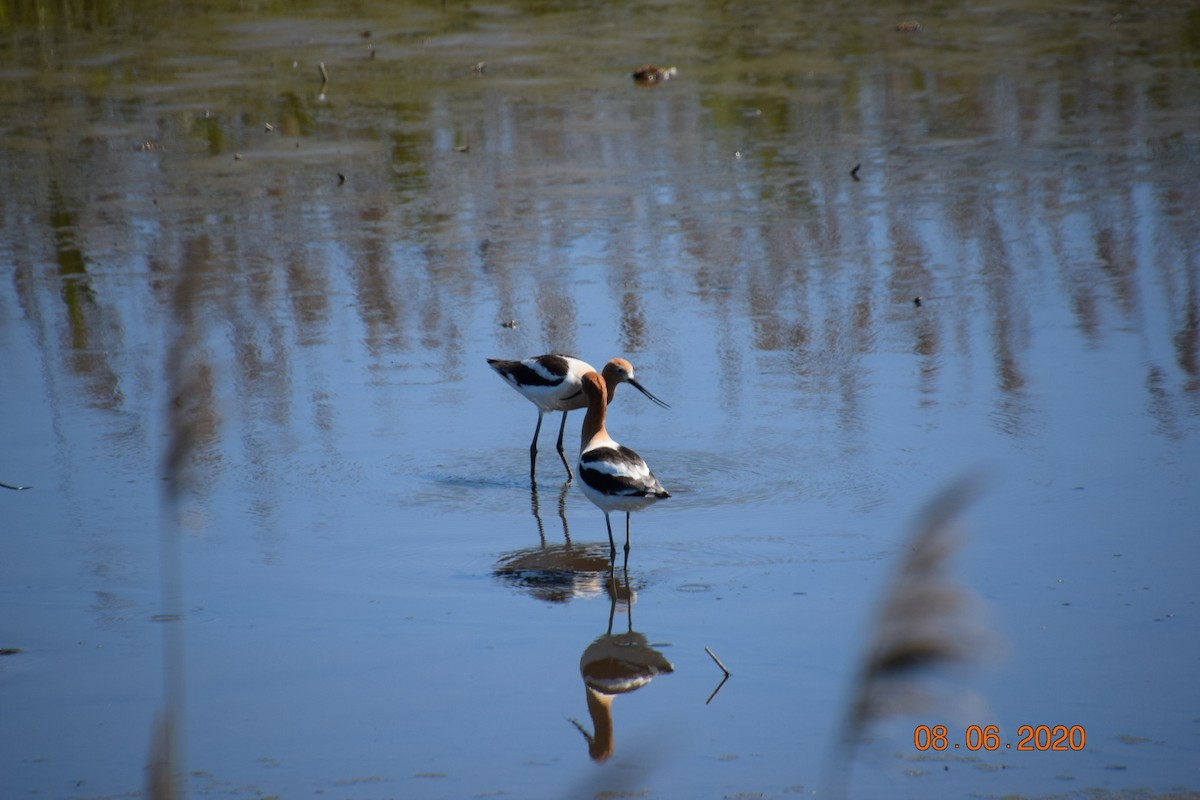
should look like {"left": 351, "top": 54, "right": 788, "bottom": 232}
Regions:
{"left": 580, "top": 371, "right": 609, "bottom": 450}
{"left": 583, "top": 687, "right": 615, "bottom": 762}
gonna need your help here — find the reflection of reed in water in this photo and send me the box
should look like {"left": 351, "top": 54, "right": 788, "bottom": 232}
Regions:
{"left": 569, "top": 572, "right": 674, "bottom": 763}
{"left": 492, "top": 481, "right": 613, "bottom": 603}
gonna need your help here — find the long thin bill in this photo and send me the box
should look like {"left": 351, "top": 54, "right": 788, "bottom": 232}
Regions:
{"left": 628, "top": 378, "right": 669, "bottom": 409}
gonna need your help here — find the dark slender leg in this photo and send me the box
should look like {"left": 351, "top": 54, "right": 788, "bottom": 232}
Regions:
{"left": 555, "top": 410, "right": 574, "bottom": 481}
{"left": 606, "top": 568, "right": 618, "bottom": 631}
{"left": 623, "top": 513, "right": 632, "bottom": 571}
{"left": 556, "top": 481, "right": 571, "bottom": 542}
{"left": 623, "top": 564, "right": 633, "bottom": 629}
{"left": 529, "top": 479, "right": 546, "bottom": 545}
{"left": 529, "top": 410, "right": 545, "bottom": 480}
{"left": 605, "top": 513, "right": 616, "bottom": 561}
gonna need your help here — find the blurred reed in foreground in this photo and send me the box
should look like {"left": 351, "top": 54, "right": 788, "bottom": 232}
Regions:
{"left": 830, "top": 474, "right": 1002, "bottom": 796}
{"left": 149, "top": 249, "right": 220, "bottom": 799}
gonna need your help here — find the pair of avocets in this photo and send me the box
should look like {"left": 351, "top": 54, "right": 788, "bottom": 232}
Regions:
{"left": 487, "top": 354, "right": 670, "bottom": 563}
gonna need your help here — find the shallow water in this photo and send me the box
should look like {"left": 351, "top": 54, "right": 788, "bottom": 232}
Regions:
{"left": 2, "top": 1, "right": 1199, "bottom": 798}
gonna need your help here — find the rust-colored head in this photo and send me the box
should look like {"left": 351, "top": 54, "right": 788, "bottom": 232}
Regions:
{"left": 600, "top": 359, "right": 669, "bottom": 408}
{"left": 580, "top": 370, "right": 608, "bottom": 405}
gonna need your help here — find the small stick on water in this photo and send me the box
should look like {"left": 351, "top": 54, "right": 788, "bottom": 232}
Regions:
{"left": 1, "top": 481, "right": 32, "bottom": 490}
{"left": 706, "top": 674, "right": 729, "bottom": 704}
{"left": 850, "top": 163, "right": 861, "bottom": 181}
{"left": 318, "top": 62, "right": 329, "bottom": 100}
{"left": 704, "top": 646, "right": 732, "bottom": 704}
{"left": 705, "top": 646, "right": 731, "bottom": 677}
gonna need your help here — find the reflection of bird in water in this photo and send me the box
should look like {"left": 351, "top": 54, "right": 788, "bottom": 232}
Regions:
{"left": 486, "top": 355, "right": 668, "bottom": 481}
{"left": 577, "top": 371, "right": 670, "bottom": 566}
{"left": 493, "top": 544, "right": 613, "bottom": 603}
{"left": 570, "top": 573, "right": 674, "bottom": 762}
{"left": 492, "top": 481, "right": 613, "bottom": 603}
{"left": 528, "top": 476, "right": 571, "bottom": 547}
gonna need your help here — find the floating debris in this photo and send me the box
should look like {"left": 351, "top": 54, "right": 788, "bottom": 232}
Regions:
{"left": 471, "top": 61, "right": 487, "bottom": 74}
{"left": 705, "top": 646, "right": 731, "bottom": 677}
{"left": 705, "top": 647, "right": 731, "bottom": 704}
{"left": 1, "top": 481, "right": 33, "bottom": 490}
{"left": 632, "top": 64, "right": 677, "bottom": 85}
{"left": 501, "top": 320, "right": 519, "bottom": 329}
{"left": 895, "top": 20, "right": 922, "bottom": 33}
{"left": 264, "top": 122, "right": 274, "bottom": 133}
{"left": 850, "top": 162, "right": 861, "bottom": 181}
{"left": 914, "top": 296, "right": 923, "bottom": 307}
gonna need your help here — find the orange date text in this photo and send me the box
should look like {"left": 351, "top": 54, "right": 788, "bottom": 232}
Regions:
{"left": 913, "top": 724, "right": 1086, "bottom": 752}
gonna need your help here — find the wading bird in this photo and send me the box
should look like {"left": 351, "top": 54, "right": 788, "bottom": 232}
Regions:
{"left": 487, "top": 355, "right": 667, "bottom": 481}
{"left": 576, "top": 371, "right": 670, "bottom": 565}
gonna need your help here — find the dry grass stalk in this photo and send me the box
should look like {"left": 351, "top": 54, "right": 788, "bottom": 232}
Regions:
{"left": 150, "top": 249, "right": 221, "bottom": 799}
{"left": 145, "top": 711, "right": 179, "bottom": 800}
{"left": 831, "top": 474, "right": 1000, "bottom": 792}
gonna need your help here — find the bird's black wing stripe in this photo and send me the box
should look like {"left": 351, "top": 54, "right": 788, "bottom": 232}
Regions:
{"left": 500, "top": 360, "right": 566, "bottom": 388}
{"left": 538, "top": 354, "right": 573, "bottom": 374}
{"left": 580, "top": 466, "right": 655, "bottom": 497}
{"left": 582, "top": 445, "right": 648, "bottom": 471}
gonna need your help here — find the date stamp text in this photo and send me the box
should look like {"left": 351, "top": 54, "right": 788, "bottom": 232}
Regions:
{"left": 914, "top": 724, "right": 1086, "bottom": 752}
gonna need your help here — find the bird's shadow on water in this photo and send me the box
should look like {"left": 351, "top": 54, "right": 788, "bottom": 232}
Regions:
{"left": 411, "top": 449, "right": 689, "bottom": 518}
{"left": 412, "top": 447, "right": 582, "bottom": 511}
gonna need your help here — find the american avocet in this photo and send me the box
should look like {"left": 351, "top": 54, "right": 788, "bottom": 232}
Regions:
{"left": 487, "top": 355, "right": 668, "bottom": 481}
{"left": 577, "top": 371, "right": 670, "bottom": 564}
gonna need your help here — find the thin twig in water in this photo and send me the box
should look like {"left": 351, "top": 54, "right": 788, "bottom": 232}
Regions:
{"left": 1, "top": 481, "right": 32, "bottom": 490}
{"left": 706, "top": 673, "right": 730, "bottom": 705}
{"left": 705, "top": 646, "right": 731, "bottom": 677}
{"left": 704, "top": 646, "right": 732, "bottom": 704}
{"left": 318, "top": 61, "right": 329, "bottom": 100}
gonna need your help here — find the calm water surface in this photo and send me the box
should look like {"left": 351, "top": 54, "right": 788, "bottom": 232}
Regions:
{"left": 2, "top": 1, "right": 1199, "bottom": 798}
